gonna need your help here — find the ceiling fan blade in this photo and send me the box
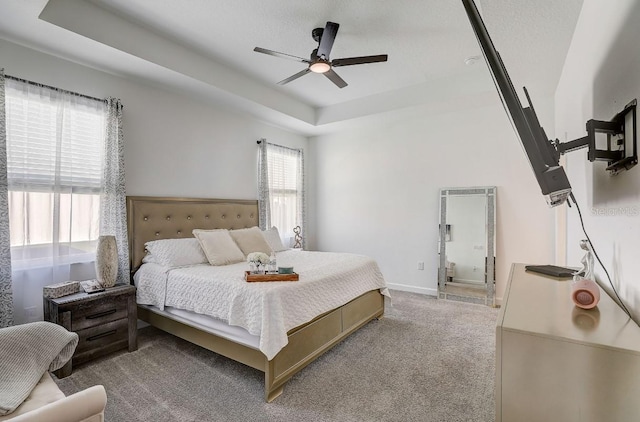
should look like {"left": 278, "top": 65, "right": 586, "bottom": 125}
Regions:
{"left": 317, "top": 21, "right": 339, "bottom": 59}
{"left": 332, "top": 54, "right": 388, "bottom": 67}
{"left": 254, "top": 47, "right": 310, "bottom": 64}
{"left": 324, "top": 69, "right": 347, "bottom": 88}
{"left": 277, "top": 68, "right": 312, "bottom": 85}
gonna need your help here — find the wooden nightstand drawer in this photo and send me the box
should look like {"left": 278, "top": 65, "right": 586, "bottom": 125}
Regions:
{"left": 71, "top": 295, "right": 128, "bottom": 331}
{"left": 76, "top": 317, "right": 129, "bottom": 354}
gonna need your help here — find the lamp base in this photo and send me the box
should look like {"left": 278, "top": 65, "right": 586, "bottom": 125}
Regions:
{"left": 96, "top": 235, "right": 118, "bottom": 288}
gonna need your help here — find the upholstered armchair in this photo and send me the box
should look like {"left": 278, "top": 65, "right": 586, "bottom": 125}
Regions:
{"left": 0, "top": 322, "right": 107, "bottom": 422}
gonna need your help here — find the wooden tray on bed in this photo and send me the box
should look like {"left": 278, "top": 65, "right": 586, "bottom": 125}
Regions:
{"left": 244, "top": 271, "right": 299, "bottom": 282}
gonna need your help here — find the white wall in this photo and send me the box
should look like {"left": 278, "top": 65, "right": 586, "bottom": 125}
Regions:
{"left": 0, "top": 40, "right": 308, "bottom": 198}
{"left": 555, "top": 0, "right": 640, "bottom": 322}
{"left": 1, "top": 39, "right": 308, "bottom": 323}
{"left": 310, "top": 100, "right": 558, "bottom": 301}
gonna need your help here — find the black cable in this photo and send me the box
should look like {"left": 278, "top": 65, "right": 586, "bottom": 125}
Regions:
{"left": 569, "top": 192, "right": 632, "bottom": 318}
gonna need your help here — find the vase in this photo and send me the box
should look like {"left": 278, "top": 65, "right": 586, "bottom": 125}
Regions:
{"left": 249, "top": 262, "right": 258, "bottom": 274}
{"left": 96, "top": 235, "right": 118, "bottom": 288}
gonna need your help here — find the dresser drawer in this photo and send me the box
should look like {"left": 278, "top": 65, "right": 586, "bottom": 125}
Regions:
{"left": 76, "top": 318, "right": 129, "bottom": 355}
{"left": 71, "top": 295, "right": 128, "bottom": 331}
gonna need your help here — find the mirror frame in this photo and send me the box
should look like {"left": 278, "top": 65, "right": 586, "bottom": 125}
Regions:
{"left": 438, "top": 186, "right": 496, "bottom": 306}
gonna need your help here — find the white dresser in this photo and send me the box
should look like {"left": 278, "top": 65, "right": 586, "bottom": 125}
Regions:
{"left": 496, "top": 263, "right": 640, "bottom": 422}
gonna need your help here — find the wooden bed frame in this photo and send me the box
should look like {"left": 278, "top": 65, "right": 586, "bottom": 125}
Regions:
{"left": 127, "top": 196, "right": 385, "bottom": 401}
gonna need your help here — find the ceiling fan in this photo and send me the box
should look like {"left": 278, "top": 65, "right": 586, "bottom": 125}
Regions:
{"left": 253, "top": 21, "right": 388, "bottom": 89}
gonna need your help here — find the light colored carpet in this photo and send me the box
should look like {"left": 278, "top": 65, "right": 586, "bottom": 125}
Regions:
{"left": 54, "top": 291, "right": 498, "bottom": 422}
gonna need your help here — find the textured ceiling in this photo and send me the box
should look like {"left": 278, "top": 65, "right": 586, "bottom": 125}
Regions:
{"left": 0, "top": 0, "right": 584, "bottom": 134}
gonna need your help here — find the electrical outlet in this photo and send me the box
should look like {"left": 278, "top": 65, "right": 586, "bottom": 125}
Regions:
{"left": 417, "top": 261, "right": 424, "bottom": 270}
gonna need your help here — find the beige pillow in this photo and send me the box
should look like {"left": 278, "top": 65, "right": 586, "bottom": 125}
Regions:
{"left": 192, "top": 229, "right": 245, "bottom": 266}
{"left": 229, "top": 226, "right": 273, "bottom": 256}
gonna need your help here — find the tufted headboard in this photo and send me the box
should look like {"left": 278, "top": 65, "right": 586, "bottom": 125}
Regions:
{"left": 126, "top": 196, "right": 259, "bottom": 278}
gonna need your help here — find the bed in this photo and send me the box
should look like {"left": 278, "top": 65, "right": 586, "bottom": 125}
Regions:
{"left": 127, "top": 196, "right": 388, "bottom": 402}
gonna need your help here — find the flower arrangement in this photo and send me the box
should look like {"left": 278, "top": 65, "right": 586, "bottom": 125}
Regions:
{"left": 247, "top": 252, "right": 270, "bottom": 265}
{"left": 247, "top": 252, "right": 270, "bottom": 274}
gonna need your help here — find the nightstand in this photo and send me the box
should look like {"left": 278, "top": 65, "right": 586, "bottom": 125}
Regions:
{"left": 43, "top": 284, "right": 137, "bottom": 378}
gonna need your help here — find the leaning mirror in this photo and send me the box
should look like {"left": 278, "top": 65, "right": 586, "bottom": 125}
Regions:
{"left": 438, "top": 187, "right": 496, "bottom": 306}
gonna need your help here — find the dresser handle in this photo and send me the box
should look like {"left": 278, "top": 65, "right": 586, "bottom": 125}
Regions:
{"left": 86, "top": 309, "right": 116, "bottom": 319}
{"left": 87, "top": 330, "right": 117, "bottom": 342}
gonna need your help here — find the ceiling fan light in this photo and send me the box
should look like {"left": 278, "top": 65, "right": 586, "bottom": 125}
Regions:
{"left": 309, "top": 61, "right": 331, "bottom": 73}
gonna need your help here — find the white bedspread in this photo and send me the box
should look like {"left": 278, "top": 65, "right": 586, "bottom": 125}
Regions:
{"left": 135, "top": 250, "right": 389, "bottom": 360}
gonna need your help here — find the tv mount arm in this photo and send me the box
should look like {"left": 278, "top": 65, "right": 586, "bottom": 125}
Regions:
{"left": 554, "top": 99, "right": 637, "bottom": 175}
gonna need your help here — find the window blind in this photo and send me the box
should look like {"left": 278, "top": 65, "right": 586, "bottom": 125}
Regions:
{"left": 268, "top": 148, "right": 299, "bottom": 192}
{"left": 5, "top": 81, "right": 105, "bottom": 193}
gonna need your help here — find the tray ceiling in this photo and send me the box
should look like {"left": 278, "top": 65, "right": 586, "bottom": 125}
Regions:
{"left": 0, "top": 0, "right": 583, "bottom": 135}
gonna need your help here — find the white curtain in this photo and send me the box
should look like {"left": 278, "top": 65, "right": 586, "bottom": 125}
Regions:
{"left": 6, "top": 78, "right": 104, "bottom": 280}
{"left": 0, "top": 69, "right": 13, "bottom": 327}
{"left": 257, "top": 139, "right": 270, "bottom": 230}
{"left": 257, "top": 141, "right": 306, "bottom": 248}
{"left": 100, "top": 98, "right": 129, "bottom": 285}
{"left": 4, "top": 77, "right": 120, "bottom": 322}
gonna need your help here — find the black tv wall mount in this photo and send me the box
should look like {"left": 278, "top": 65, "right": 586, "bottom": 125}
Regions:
{"left": 555, "top": 99, "right": 637, "bottom": 175}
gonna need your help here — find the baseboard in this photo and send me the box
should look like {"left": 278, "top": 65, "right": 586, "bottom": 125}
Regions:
{"left": 386, "top": 283, "right": 437, "bottom": 297}
{"left": 386, "top": 283, "right": 503, "bottom": 307}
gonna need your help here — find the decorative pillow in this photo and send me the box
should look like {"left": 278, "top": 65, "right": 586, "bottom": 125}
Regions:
{"left": 143, "top": 238, "right": 208, "bottom": 267}
{"left": 192, "top": 229, "right": 245, "bottom": 266}
{"left": 262, "top": 227, "right": 288, "bottom": 252}
{"left": 229, "top": 226, "right": 273, "bottom": 256}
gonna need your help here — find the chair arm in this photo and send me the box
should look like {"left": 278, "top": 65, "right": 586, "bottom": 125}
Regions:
{"left": 9, "top": 386, "right": 107, "bottom": 422}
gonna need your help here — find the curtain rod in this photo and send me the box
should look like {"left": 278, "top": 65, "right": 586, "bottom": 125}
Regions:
{"left": 256, "top": 139, "right": 302, "bottom": 153}
{"left": 5, "top": 74, "right": 108, "bottom": 104}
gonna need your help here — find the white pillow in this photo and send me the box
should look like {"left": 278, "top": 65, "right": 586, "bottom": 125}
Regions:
{"left": 262, "top": 227, "right": 288, "bottom": 252}
{"left": 143, "top": 238, "right": 208, "bottom": 267}
{"left": 192, "top": 229, "right": 245, "bottom": 266}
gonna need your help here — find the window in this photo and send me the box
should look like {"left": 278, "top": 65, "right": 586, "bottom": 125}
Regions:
{"left": 5, "top": 79, "right": 106, "bottom": 269}
{"left": 262, "top": 142, "right": 305, "bottom": 247}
